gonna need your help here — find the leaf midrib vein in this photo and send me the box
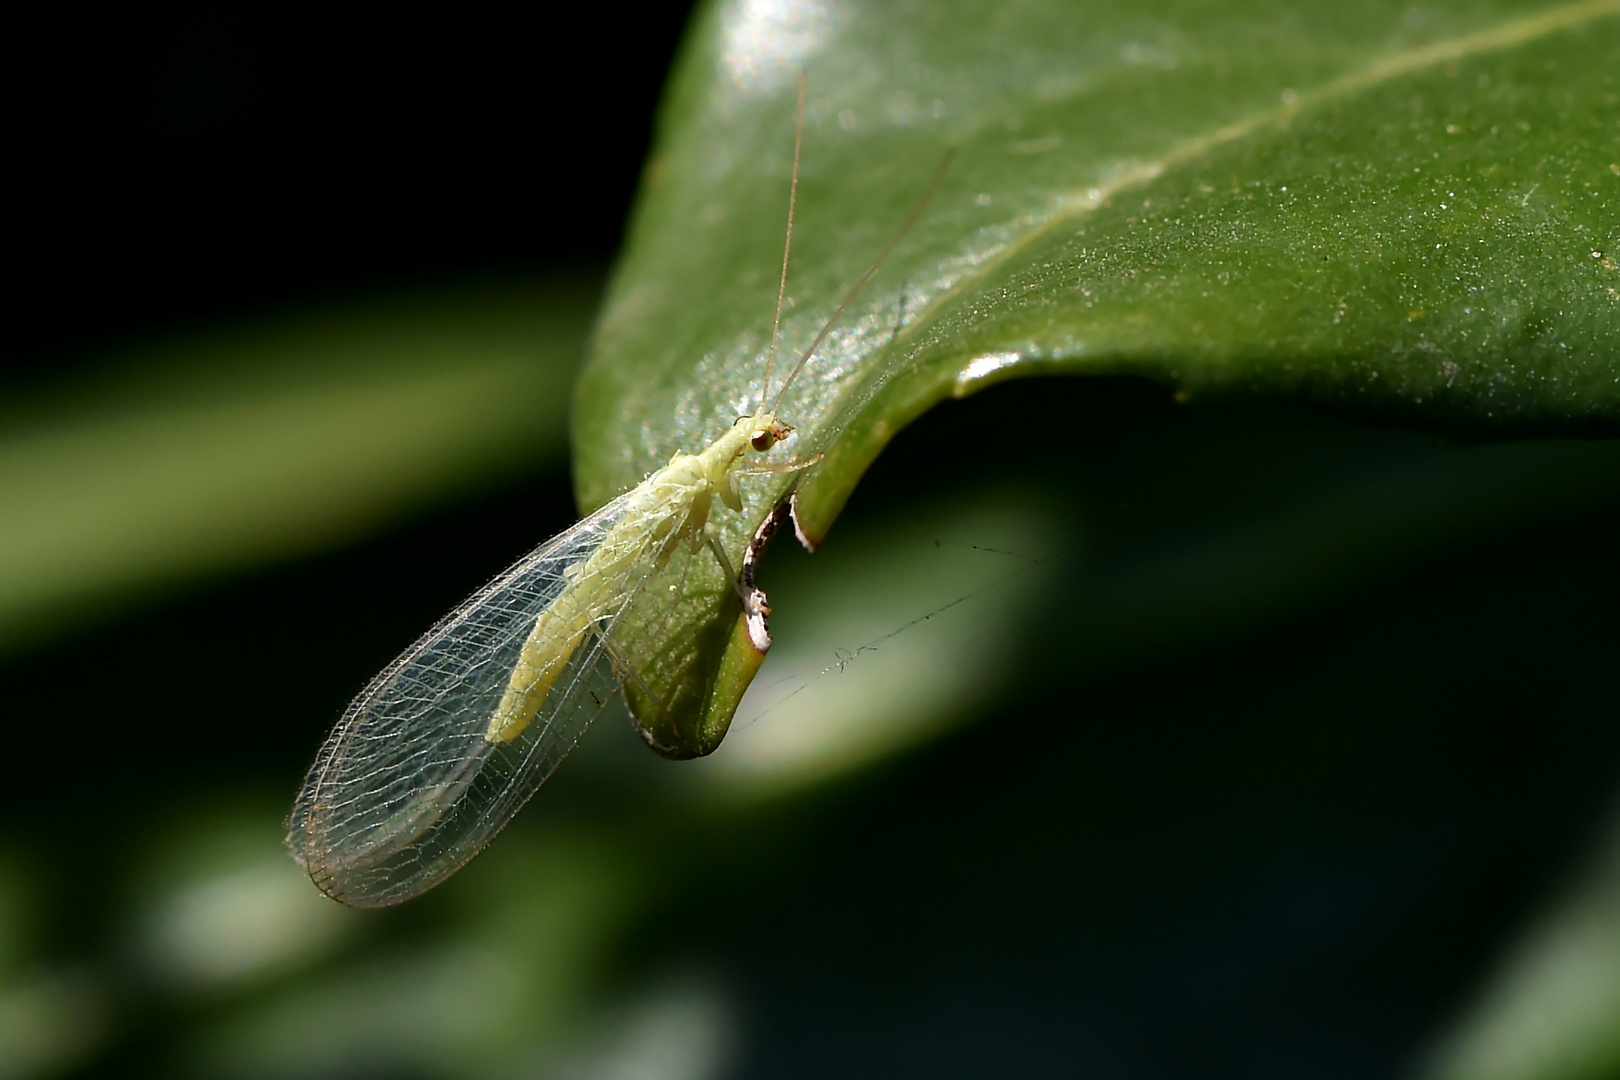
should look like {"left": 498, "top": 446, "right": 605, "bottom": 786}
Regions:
{"left": 901, "top": 0, "right": 1620, "bottom": 353}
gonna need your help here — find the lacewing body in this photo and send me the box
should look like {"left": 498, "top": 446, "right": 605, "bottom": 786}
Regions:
{"left": 288, "top": 415, "right": 792, "bottom": 906}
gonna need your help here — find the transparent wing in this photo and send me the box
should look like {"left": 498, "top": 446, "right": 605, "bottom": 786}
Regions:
{"left": 287, "top": 490, "right": 656, "bottom": 907}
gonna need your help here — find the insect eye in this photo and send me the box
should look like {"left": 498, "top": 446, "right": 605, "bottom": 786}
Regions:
{"left": 751, "top": 431, "right": 774, "bottom": 451}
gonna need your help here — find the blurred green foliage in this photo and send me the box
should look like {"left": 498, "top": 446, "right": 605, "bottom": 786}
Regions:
{"left": 0, "top": 272, "right": 598, "bottom": 654}
{"left": 0, "top": 1, "right": 1618, "bottom": 1078}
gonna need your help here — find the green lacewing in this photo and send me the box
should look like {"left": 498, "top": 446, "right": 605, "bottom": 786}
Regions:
{"left": 287, "top": 79, "right": 951, "bottom": 906}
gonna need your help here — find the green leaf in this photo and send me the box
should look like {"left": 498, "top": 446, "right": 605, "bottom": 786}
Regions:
{"left": 1421, "top": 803, "right": 1620, "bottom": 1080}
{"left": 573, "top": 0, "right": 1620, "bottom": 752}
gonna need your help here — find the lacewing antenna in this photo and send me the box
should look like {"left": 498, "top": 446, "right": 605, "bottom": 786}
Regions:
{"left": 292, "top": 76, "right": 961, "bottom": 906}
{"left": 758, "top": 72, "right": 806, "bottom": 413}
{"left": 770, "top": 146, "right": 956, "bottom": 412}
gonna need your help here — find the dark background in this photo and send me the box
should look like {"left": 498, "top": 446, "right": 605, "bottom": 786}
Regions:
{"left": 8, "top": 5, "right": 696, "bottom": 381}
{"left": 6, "top": 7, "right": 1620, "bottom": 1079}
